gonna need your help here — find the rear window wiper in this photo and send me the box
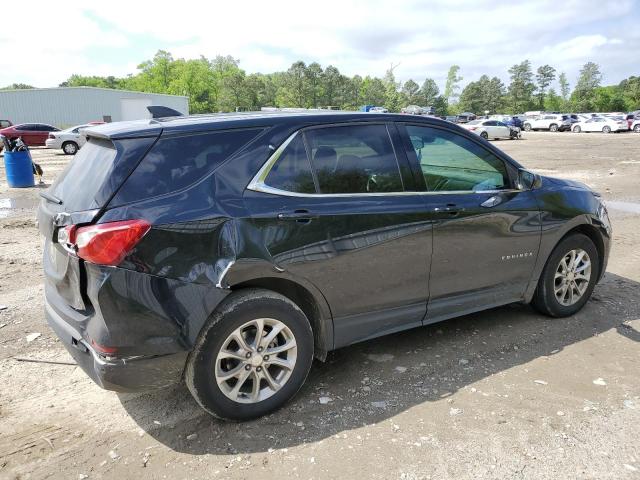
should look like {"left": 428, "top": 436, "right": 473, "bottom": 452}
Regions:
{"left": 39, "top": 191, "right": 63, "bottom": 205}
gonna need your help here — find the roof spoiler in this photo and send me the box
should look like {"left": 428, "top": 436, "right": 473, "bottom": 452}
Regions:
{"left": 147, "top": 105, "right": 184, "bottom": 119}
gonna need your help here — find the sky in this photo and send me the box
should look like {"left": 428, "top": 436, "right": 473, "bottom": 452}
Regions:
{"left": 1, "top": 0, "right": 638, "bottom": 91}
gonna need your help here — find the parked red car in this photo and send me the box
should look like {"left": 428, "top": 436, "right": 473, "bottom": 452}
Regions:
{"left": 0, "top": 123, "right": 60, "bottom": 146}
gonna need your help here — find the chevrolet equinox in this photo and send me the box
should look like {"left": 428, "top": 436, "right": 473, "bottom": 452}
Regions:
{"left": 38, "top": 112, "right": 611, "bottom": 420}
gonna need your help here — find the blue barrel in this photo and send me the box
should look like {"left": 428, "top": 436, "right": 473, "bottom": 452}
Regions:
{"left": 3, "top": 150, "right": 34, "bottom": 188}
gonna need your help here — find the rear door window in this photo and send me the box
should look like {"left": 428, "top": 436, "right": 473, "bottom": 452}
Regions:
{"left": 306, "top": 124, "right": 403, "bottom": 194}
{"left": 261, "top": 124, "right": 404, "bottom": 195}
{"left": 113, "top": 128, "right": 264, "bottom": 204}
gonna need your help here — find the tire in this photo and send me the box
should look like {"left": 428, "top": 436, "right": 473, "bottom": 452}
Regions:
{"left": 602, "top": 126, "right": 611, "bottom": 134}
{"left": 549, "top": 124, "right": 558, "bottom": 132}
{"left": 62, "top": 141, "right": 78, "bottom": 155}
{"left": 573, "top": 126, "right": 581, "bottom": 133}
{"left": 480, "top": 131, "right": 489, "bottom": 140}
{"left": 524, "top": 123, "right": 532, "bottom": 132}
{"left": 185, "top": 288, "right": 314, "bottom": 421}
{"left": 634, "top": 124, "right": 640, "bottom": 133}
{"left": 532, "top": 233, "right": 599, "bottom": 317}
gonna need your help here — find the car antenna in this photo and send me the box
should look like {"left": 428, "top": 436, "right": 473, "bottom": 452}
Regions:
{"left": 147, "top": 106, "right": 184, "bottom": 119}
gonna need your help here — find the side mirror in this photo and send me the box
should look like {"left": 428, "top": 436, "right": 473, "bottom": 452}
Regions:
{"left": 517, "top": 169, "right": 542, "bottom": 190}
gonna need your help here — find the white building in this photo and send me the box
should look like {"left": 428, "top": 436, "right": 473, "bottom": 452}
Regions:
{"left": 0, "top": 87, "right": 189, "bottom": 127}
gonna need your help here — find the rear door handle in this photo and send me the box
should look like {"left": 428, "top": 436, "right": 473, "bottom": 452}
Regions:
{"left": 277, "top": 210, "right": 313, "bottom": 223}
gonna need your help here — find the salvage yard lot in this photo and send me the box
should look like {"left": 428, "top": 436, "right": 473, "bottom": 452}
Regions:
{"left": 1, "top": 131, "right": 639, "bottom": 479}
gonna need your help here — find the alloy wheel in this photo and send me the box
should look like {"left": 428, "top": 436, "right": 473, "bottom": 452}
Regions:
{"left": 215, "top": 318, "right": 297, "bottom": 404}
{"left": 554, "top": 248, "right": 592, "bottom": 306}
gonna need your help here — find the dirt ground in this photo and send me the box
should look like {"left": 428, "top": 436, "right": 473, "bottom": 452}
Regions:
{"left": 0, "top": 131, "right": 639, "bottom": 480}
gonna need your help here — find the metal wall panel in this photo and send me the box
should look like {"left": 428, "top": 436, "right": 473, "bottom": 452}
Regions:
{"left": 0, "top": 87, "right": 189, "bottom": 127}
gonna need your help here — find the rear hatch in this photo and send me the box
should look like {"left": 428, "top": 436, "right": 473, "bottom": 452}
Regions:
{"left": 38, "top": 130, "right": 159, "bottom": 311}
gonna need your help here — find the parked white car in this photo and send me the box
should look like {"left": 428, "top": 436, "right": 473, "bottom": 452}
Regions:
{"left": 523, "top": 114, "right": 572, "bottom": 132}
{"left": 369, "top": 107, "right": 389, "bottom": 113}
{"left": 45, "top": 124, "right": 91, "bottom": 154}
{"left": 462, "top": 119, "right": 513, "bottom": 140}
{"left": 572, "top": 117, "right": 628, "bottom": 133}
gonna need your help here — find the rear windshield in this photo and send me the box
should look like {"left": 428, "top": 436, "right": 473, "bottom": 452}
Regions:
{"left": 48, "top": 136, "right": 158, "bottom": 212}
{"left": 49, "top": 138, "right": 118, "bottom": 212}
{"left": 111, "top": 128, "right": 264, "bottom": 205}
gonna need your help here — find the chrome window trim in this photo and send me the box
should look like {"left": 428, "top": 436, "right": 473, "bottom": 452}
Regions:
{"left": 246, "top": 129, "right": 523, "bottom": 198}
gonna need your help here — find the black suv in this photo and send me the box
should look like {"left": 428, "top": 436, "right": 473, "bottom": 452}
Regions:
{"left": 38, "top": 112, "right": 611, "bottom": 420}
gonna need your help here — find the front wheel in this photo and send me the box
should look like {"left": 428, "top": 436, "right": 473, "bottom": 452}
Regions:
{"left": 602, "top": 126, "right": 611, "bottom": 133}
{"left": 480, "top": 131, "right": 489, "bottom": 140}
{"left": 634, "top": 124, "right": 640, "bottom": 133}
{"left": 532, "top": 234, "right": 599, "bottom": 317}
{"left": 573, "top": 126, "right": 581, "bottom": 133}
{"left": 186, "top": 289, "right": 314, "bottom": 421}
{"left": 524, "top": 123, "right": 532, "bottom": 132}
{"left": 549, "top": 124, "right": 558, "bottom": 132}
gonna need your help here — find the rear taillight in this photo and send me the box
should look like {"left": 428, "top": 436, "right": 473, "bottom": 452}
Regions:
{"left": 48, "top": 133, "right": 55, "bottom": 139}
{"left": 468, "top": 127, "right": 477, "bottom": 131}
{"left": 62, "top": 219, "right": 150, "bottom": 266}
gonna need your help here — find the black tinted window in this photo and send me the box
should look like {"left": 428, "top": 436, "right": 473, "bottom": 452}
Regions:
{"left": 404, "top": 125, "right": 509, "bottom": 192}
{"left": 264, "top": 134, "right": 315, "bottom": 193}
{"left": 50, "top": 138, "right": 118, "bottom": 211}
{"left": 116, "top": 128, "right": 263, "bottom": 203}
{"left": 17, "top": 124, "right": 33, "bottom": 131}
{"left": 306, "top": 124, "right": 403, "bottom": 193}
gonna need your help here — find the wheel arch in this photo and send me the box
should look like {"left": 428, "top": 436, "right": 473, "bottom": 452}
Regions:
{"left": 524, "top": 216, "right": 608, "bottom": 302}
{"left": 229, "top": 276, "right": 333, "bottom": 361}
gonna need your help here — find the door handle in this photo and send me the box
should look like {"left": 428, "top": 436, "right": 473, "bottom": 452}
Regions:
{"left": 277, "top": 210, "right": 313, "bottom": 223}
{"left": 433, "top": 204, "right": 464, "bottom": 216}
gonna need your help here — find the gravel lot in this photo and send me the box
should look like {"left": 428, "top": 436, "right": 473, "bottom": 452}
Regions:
{"left": 1, "top": 131, "right": 639, "bottom": 480}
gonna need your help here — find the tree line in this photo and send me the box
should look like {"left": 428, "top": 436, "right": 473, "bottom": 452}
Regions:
{"left": 4, "top": 50, "right": 639, "bottom": 115}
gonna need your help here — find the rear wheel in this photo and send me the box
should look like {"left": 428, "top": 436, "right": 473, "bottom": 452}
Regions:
{"left": 549, "top": 124, "right": 558, "bottom": 132}
{"left": 524, "top": 123, "right": 532, "bottom": 132}
{"left": 573, "top": 125, "right": 581, "bottom": 133}
{"left": 602, "top": 126, "right": 611, "bottom": 134}
{"left": 480, "top": 131, "right": 489, "bottom": 140}
{"left": 62, "top": 141, "right": 78, "bottom": 155}
{"left": 186, "top": 289, "right": 314, "bottom": 421}
{"left": 532, "top": 234, "right": 599, "bottom": 317}
{"left": 634, "top": 124, "right": 640, "bottom": 133}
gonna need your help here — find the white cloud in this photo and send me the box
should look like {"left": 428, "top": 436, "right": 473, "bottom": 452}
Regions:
{"left": 0, "top": 0, "right": 637, "bottom": 89}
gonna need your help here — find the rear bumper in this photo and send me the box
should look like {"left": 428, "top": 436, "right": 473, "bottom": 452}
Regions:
{"left": 46, "top": 298, "right": 188, "bottom": 392}
{"left": 42, "top": 260, "right": 229, "bottom": 392}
